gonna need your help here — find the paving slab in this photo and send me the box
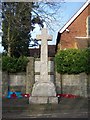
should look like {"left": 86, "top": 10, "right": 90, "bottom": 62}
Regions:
{"left": 2, "top": 97, "right": 89, "bottom": 119}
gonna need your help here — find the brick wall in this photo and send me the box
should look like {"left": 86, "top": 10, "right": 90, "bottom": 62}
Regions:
{"left": 58, "top": 4, "right": 90, "bottom": 49}
{"left": 55, "top": 72, "right": 89, "bottom": 97}
{"left": 29, "top": 45, "right": 56, "bottom": 58}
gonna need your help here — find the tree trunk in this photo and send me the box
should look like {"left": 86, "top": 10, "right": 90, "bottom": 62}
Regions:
{"left": 7, "top": 45, "right": 11, "bottom": 57}
{"left": 7, "top": 22, "right": 11, "bottom": 57}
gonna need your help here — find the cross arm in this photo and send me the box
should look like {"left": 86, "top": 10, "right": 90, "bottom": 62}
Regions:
{"left": 36, "top": 35, "right": 42, "bottom": 41}
{"left": 47, "top": 35, "right": 52, "bottom": 41}
{"left": 36, "top": 28, "right": 52, "bottom": 41}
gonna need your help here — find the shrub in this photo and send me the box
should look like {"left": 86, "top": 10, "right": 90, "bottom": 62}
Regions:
{"left": 2, "top": 56, "right": 29, "bottom": 73}
{"left": 55, "top": 48, "right": 90, "bottom": 74}
{"left": 86, "top": 48, "right": 90, "bottom": 73}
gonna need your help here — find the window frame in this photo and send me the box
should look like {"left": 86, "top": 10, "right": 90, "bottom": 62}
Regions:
{"left": 87, "top": 16, "right": 90, "bottom": 37}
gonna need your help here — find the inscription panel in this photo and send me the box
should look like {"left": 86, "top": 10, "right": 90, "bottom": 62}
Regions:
{"left": 35, "top": 61, "right": 54, "bottom": 73}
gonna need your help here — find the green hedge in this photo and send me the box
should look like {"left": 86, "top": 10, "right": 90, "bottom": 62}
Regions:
{"left": 2, "top": 56, "right": 29, "bottom": 73}
{"left": 55, "top": 48, "right": 90, "bottom": 74}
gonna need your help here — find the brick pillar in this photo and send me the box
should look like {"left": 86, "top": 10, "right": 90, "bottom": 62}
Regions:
{"left": 26, "top": 57, "right": 35, "bottom": 94}
{"left": 55, "top": 72, "right": 62, "bottom": 94}
{"left": 2, "top": 72, "right": 9, "bottom": 97}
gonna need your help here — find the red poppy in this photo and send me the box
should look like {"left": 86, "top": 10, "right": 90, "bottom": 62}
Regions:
{"left": 21, "top": 94, "right": 30, "bottom": 98}
{"left": 11, "top": 93, "right": 17, "bottom": 98}
{"left": 56, "top": 94, "right": 78, "bottom": 98}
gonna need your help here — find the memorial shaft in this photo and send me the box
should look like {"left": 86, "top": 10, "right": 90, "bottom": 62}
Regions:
{"left": 40, "top": 34, "right": 48, "bottom": 82}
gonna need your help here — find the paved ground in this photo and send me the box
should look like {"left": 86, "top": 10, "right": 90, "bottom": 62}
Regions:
{"left": 2, "top": 97, "right": 89, "bottom": 119}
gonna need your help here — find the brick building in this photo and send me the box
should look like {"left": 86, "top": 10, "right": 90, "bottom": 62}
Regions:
{"left": 56, "top": 0, "right": 90, "bottom": 51}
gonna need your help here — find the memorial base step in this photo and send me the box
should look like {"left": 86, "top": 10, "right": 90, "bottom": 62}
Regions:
{"left": 29, "top": 96, "right": 58, "bottom": 104}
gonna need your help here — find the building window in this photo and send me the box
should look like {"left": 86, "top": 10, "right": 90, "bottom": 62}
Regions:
{"left": 87, "top": 16, "right": 90, "bottom": 36}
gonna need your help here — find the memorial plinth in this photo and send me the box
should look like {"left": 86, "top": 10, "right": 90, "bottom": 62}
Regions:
{"left": 29, "top": 28, "right": 58, "bottom": 104}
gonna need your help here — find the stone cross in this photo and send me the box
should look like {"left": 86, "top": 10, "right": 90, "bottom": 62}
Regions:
{"left": 36, "top": 28, "right": 52, "bottom": 82}
{"left": 29, "top": 28, "right": 58, "bottom": 103}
